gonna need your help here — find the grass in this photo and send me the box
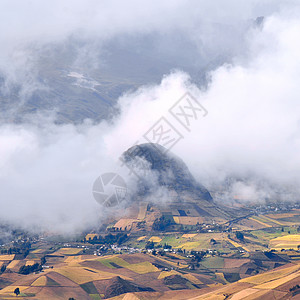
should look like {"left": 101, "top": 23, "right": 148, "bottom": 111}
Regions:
{"left": 89, "top": 294, "right": 102, "bottom": 300}
{"left": 200, "top": 257, "right": 224, "bottom": 269}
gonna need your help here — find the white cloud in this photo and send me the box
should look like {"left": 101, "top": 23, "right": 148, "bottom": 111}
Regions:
{"left": 0, "top": 1, "right": 300, "bottom": 233}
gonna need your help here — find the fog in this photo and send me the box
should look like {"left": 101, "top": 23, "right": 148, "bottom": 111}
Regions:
{"left": 0, "top": 0, "right": 300, "bottom": 234}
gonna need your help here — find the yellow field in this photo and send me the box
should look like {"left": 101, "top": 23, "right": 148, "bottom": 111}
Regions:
{"left": 64, "top": 255, "right": 83, "bottom": 263}
{"left": 31, "top": 276, "right": 47, "bottom": 286}
{"left": 158, "top": 270, "right": 179, "bottom": 279}
{"left": 182, "top": 234, "right": 197, "bottom": 238}
{"left": 55, "top": 266, "right": 120, "bottom": 284}
{"left": 0, "top": 254, "right": 15, "bottom": 261}
{"left": 6, "top": 260, "right": 19, "bottom": 269}
{"left": 269, "top": 234, "right": 300, "bottom": 250}
{"left": 31, "top": 248, "right": 44, "bottom": 254}
{"left": 240, "top": 264, "right": 300, "bottom": 284}
{"left": 114, "top": 218, "right": 136, "bottom": 230}
{"left": 85, "top": 233, "right": 99, "bottom": 240}
{"left": 249, "top": 217, "right": 271, "bottom": 228}
{"left": 175, "top": 241, "right": 201, "bottom": 250}
{"left": 255, "top": 272, "right": 300, "bottom": 289}
{"left": 148, "top": 236, "right": 162, "bottom": 243}
{"left": 52, "top": 248, "right": 82, "bottom": 255}
{"left": 25, "top": 260, "right": 35, "bottom": 266}
{"left": 137, "top": 236, "right": 146, "bottom": 241}
{"left": 0, "top": 285, "right": 29, "bottom": 294}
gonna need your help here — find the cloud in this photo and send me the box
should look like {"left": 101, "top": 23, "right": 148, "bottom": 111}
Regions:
{"left": 0, "top": 0, "right": 286, "bottom": 102}
{"left": 0, "top": 1, "right": 300, "bottom": 234}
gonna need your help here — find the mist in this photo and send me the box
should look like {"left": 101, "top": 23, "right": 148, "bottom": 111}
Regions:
{"left": 1, "top": 0, "right": 300, "bottom": 234}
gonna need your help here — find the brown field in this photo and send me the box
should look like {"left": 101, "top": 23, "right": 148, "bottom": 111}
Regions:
{"left": 52, "top": 248, "right": 82, "bottom": 256}
{"left": 223, "top": 258, "right": 250, "bottom": 268}
{"left": 173, "top": 216, "right": 204, "bottom": 225}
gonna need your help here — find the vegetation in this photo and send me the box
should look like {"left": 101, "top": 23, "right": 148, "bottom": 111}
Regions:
{"left": 87, "top": 233, "right": 128, "bottom": 245}
{"left": 152, "top": 216, "right": 173, "bottom": 231}
{"left": 19, "top": 263, "right": 42, "bottom": 275}
{"left": 235, "top": 231, "right": 244, "bottom": 241}
{"left": 14, "top": 288, "right": 20, "bottom": 296}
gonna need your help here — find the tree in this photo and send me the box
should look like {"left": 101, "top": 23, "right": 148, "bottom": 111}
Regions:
{"left": 152, "top": 216, "right": 173, "bottom": 231}
{"left": 145, "top": 241, "right": 155, "bottom": 249}
{"left": 0, "top": 264, "right": 6, "bottom": 274}
{"left": 210, "top": 238, "right": 217, "bottom": 245}
{"left": 40, "top": 256, "right": 46, "bottom": 266}
{"left": 14, "top": 287, "right": 20, "bottom": 296}
{"left": 235, "top": 231, "right": 244, "bottom": 241}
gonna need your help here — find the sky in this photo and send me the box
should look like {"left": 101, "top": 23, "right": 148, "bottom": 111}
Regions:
{"left": 0, "top": 0, "right": 300, "bottom": 235}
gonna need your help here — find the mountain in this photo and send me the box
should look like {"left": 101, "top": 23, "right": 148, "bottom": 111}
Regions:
{"left": 122, "top": 143, "right": 212, "bottom": 202}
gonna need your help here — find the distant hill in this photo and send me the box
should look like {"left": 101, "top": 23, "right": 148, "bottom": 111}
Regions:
{"left": 122, "top": 143, "right": 213, "bottom": 202}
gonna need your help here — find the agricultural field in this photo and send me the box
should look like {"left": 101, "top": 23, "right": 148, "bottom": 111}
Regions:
{"left": 51, "top": 247, "right": 83, "bottom": 256}
{"left": 269, "top": 234, "right": 300, "bottom": 250}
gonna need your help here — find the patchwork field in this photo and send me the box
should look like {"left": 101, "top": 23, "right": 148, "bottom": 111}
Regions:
{"left": 52, "top": 247, "right": 83, "bottom": 256}
{"left": 269, "top": 234, "right": 300, "bottom": 250}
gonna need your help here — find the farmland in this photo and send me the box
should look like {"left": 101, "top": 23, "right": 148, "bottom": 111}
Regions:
{"left": 1, "top": 209, "right": 300, "bottom": 298}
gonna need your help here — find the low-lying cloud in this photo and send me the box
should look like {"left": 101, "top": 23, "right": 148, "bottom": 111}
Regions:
{"left": 1, "top": 1, "right": 300, "bottom": 234}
